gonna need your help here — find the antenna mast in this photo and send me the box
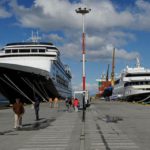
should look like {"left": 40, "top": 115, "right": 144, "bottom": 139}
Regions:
{"left": 31, "top": 31, "right": 41, "bottom": 42}
{"left": 136, "top": 56, "right": 141, "bottom": 68}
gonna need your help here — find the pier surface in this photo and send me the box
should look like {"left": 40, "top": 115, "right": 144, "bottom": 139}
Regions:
{"left": 0, "top": 100, "right": 150, "bottom": 150}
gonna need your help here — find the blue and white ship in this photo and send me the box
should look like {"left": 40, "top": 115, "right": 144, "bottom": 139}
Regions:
{"left": 0, "top": 36, "right": 72, "bottom": 104}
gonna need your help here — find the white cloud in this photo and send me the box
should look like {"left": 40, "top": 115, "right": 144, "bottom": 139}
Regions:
{"left": 85, "top": 0, "right": 133, "bottom": 30}
{"left": 115, "top": 48, "right": 139, "bottom": 60}
{"left": 10, "top": 0, "right": 80, "bottom": 30}
{"left": 86, "top": 31, "right": 136, "bottom": 50}
{"left": 60, "top": 41, "right": 139, "bottom": 63}
{"left": 46, "top": 34, "right": 64, "bottom": 42}
{"left": 0, "top": 8, "right": 11, "bottom": 18}
{"left": 61, "top": 31, "right": 138, "bottom": 62}
{"left": 86, "top": 35, "right": 104, "bottom": 49}
{"left": 133, "top": 0, "right": 150, "bottom": 30}
{"left": 9, "top": 0, "right": 150, "bottom": 31}
{"left": 9, "top": 0, "right": 134, "bottom": 31}
{"left": 61, "top": 43, "right": 81, "bottom": 59}
{"left": 136, "top": 0, "right": 150, "bottom": 11}
{"left": 87, "top": 44, "right": 138, "bottom": 61}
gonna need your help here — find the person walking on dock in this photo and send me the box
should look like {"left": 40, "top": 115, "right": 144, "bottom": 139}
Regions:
{"left": 73, "top": 98, "right": 79, "bottom": 112}
{"left": 54, "top": 97, "right": 58, "bottom": 108}
{"left": 68, "top": 98, "right": 72, "bottom": 112}
{"left": 12, "top": 98, "right": 25, "bottom": 129}
{"left": 49, "top": 97, "right": 53, "bottom": 108}
{"left": 65, "top": 97, "right": 70, "bottom": 111}
{"left": 34, "top": 97, "right": 40, "bottom": 121}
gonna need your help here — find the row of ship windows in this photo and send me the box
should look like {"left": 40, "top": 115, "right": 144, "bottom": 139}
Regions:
{"left": 56, "top": 75, "right": 68, "bottom": 88}
{"left": 57, "top": 79, "right": 69, "bottom": 88}
{"left": 53, "top": 61, "right": 71, "bottom": 79}
{"left": 124, "top": 81, "right": 150, "bottom": 87}
{"left": 5, "top": 49, "right": 46, "bottom": 53}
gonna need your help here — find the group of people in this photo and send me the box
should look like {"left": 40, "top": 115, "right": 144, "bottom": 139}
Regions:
{"left": 12, "top": 96, "right": 79, "bottom": 129}
{"left": 49, "top": 97, "right": 59, "bottom": 108}
{"left": 65, "top": 97, "right": 79, "bottom": 112}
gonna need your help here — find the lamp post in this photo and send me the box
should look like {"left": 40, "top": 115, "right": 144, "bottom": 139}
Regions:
{"left": 75, "top": 7, "right": 91, "bottom": 122}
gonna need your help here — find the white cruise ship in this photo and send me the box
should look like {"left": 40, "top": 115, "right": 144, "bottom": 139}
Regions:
{"left": 0, "top": 38, "right": 72, "bottom": 104}
{"left": 112, "top": 57, "right": 150, "bottom": 102}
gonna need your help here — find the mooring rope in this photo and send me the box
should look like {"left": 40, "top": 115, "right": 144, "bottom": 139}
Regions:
{"left": 21, "top": 77, "right": 47, "bottom": 102}
{"left": 3, "top": 74, "right": 34, "bottom": 103}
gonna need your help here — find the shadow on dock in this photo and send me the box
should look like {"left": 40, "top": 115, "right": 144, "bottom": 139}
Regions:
{"left": 0, "top": 118, "right": 56, "bottom": 135}
{"left": 21, "top": 118, "right": 56, "bottom": 131}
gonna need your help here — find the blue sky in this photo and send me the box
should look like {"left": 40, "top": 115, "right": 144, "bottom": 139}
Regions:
{"left": 0, "top": 0, "right": 150, "bottom": 95}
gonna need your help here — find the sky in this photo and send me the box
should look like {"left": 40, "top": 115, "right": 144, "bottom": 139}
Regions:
{"left": 0, "top": 0, "right": 150, "bottom": 95}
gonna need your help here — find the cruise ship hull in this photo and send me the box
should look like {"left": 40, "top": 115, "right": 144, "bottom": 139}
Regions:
{"left": 0, "top": 63, "right": 71, "bottom": 104}
{"left": 113, "top": 86, "right": 150, "bottom": 102}
{"left": 124, "top": 92, "right": 150, "bottom": 102}
{"left": 122, "top": 86, "right": 150, "bottom": 102}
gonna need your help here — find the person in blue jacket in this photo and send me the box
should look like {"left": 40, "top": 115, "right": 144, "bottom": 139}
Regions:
{"left": 34, "top": 97, "right": 40, "bottom": 121}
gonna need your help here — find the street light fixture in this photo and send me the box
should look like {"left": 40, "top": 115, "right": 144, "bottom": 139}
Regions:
{"left": 75, "top": 7, "right": 91, "bottom": 122}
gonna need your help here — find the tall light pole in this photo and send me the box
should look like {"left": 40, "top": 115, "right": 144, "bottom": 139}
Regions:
{"left": 75, "top": 7, "right": 91, "bottom": 92}
{"left": 75, "top": 7, "right": 91, "bottom": 122}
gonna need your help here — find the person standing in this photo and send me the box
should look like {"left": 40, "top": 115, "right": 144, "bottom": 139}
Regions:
{"left": 68, "top": 98, "right": 72, "bottom": 112}
{"left": 73, "top": 98, "right": 79, "bottom": 112}
{"left": 65, "top": 97, "right": 69, "bottom": 111}
{"left": 49, "top": 97, "right": 53, "bottom": 108}
{"left": 54, "top": 97, "right": 58, "bottom": 108}
{"left": 12, "top": 98, "right": 25, "bottom": 129}
{"left": 34, "top": 97, "right": 40, "bottom": 121}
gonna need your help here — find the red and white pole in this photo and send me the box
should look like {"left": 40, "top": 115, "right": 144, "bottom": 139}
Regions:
{"left": 75, "top": 7, "right": 91, "bottom": 122}
{"left": 75, "top": 7, "right": 91, "bottom": 91}
{"left": 82, "top": 14, "right": 86, "bottom": 91}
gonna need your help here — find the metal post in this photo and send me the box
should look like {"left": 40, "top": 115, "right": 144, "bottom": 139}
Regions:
{"left": 75, "top": 7, "right": 91, "bottom": 122}
{"left": 82, "top": 91, "right": 85, "bottom": 121}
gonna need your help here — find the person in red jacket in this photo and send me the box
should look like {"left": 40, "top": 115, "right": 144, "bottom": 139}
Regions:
{"left": 73, "top": 98, "right": 79, "bottom": 112}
